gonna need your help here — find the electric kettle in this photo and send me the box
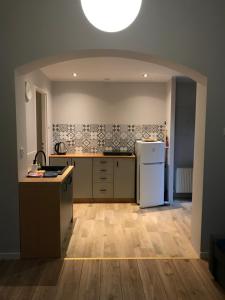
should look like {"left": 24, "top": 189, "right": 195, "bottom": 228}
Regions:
{"left": 54, "top": 142, "right": 67, "bottom": 155}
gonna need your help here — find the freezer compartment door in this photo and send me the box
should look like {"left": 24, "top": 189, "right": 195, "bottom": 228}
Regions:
{"left": 140, "top": 142, "right": 165, "bottom": 164}
{"left": 140, "top": 163, "right": 164, "bottom": 208}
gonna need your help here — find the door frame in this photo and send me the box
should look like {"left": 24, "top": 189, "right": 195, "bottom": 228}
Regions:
{"left": 35, "top": 86, "right": 49, "bottom": 162}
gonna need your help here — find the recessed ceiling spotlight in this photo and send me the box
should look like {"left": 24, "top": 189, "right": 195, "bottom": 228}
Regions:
{"left": 143, "top": 73, "right": 148, "bottom": 78}
{"left": 73, "top": 73, "right": 78, "bottom": 77}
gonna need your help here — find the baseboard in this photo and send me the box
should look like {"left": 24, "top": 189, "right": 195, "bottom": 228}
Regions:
{"left": 200, "top": 251, "right": 209, "bottom": 260}
{"left": 0, "top": 252, "right": 20, "bottom": 260}
{"left": 174, "top": 193, "right": 192, "bottom": 200}
{"left": 74, "top": 198, "right": 136, "bottom": 203}
{"left": 74, "top": 198, "right": 93, "bottom": 203}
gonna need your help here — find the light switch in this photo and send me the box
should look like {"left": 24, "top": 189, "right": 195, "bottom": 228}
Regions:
{"left": 19, "top": 147, "right": 24, "bottom": 159}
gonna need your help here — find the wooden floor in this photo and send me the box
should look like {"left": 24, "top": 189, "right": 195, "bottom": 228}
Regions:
{"left": 1, "top": 201, "right": 224, "bottom": 299}
{"left": 67, "top": 201, "right": 198, "bottom": 258}
{"left": 0, "top": 258, "right": 224, "bottom": 300}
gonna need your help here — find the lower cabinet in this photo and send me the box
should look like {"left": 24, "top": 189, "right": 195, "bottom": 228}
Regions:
{"left": 93, "top": 158, "right": 113, "bottom": 199}
{"left": 50, "top": 156, "right": 135, "bottom": 202}
{"left": 71, "top": 158, "right": 93, "bottom": 200}
{"left": 50, "top": 157, "right": 71, "bottom": 167}
{"left": 60, "top": 174, "right": 73, "bottom": 245}
{"left": 113, "top": 158, "right": 135, "bottom": 199}
{"left": 19, "top": 170, "right": 73, "bottom": 258}
{"left": 50, "top": 157, "right": 93, "bottom": 201}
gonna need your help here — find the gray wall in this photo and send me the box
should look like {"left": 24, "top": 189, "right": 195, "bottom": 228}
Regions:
{"left": 174, "top": 79, "right": 196, "bottom": 173}
{"left": 1, "top": 0, "right": 225, "bottom": 255}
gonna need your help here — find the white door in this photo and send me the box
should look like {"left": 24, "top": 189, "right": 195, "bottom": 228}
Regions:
{"left": 140, "top": 163, "right": 164, "bottom": 208}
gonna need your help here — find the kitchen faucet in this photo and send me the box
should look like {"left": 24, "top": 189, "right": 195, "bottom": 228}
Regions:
{"left": 33, "top": 150, "right": 47, "bottom": 167}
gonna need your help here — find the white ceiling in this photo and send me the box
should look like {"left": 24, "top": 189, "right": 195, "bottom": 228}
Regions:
{"left": 41, "top": 57, "right": 182, "bottom": 82}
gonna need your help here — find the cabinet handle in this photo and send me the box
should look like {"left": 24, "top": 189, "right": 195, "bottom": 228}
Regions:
{"left": 100, "top": 189, "right": 107, "bottom": 192}
{"left": 100, "top": 177, "right": 107, "bottom": 180}
{"left": 100, "top": 169, "right": 107, "bottom": 172}
{"left": 117, "top": 161, "right": 119, "bottom": 167}
{"left": 73, "top": 161, "right": 76, "bottom": 167}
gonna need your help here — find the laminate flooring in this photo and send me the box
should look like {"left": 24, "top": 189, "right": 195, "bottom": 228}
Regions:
{"left": 0, "top": 259, "right": 224, "bottom": 300}
{"left": 66, "top": 201, "right": 198, "bottom": 258}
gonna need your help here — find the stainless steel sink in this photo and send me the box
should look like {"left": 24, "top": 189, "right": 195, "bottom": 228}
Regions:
{"left": 39, "top": 166, "right": 67, "bottom": 175}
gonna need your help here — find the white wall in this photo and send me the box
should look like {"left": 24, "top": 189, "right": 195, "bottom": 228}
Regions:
{"left": 15, "top": 70, "right": 52, "bottom": 179}
{"left": 52, "top": 82, "right": 167, "bottom": 124}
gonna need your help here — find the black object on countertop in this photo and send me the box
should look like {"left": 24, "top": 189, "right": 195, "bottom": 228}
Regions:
{"left": 209, "top": 234, "right": 225, "bottom": 289}
{"left": 40, "top": 165, "right": 67, "bottom": 175}
{"left": 103, "top": 151, "right": 133, "bottom": 156}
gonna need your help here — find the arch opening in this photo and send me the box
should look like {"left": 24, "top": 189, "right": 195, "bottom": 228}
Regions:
{"left": 15, "top": 49, "right": 207, "bottom": 258}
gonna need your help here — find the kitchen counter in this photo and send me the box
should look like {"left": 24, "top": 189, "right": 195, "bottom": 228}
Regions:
{"left": 19, "top": 166, "right": 74, "bottom": 183}
{"left": 49, "top": 153, "right": 136, "bottom": 159}
{"left": 19, "top": 166, "right": 74, "bottom": 258}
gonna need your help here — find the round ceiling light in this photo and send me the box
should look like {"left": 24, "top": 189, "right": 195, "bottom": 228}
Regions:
{"left": 80, "top": 0, "right": 142, "bottom": 33}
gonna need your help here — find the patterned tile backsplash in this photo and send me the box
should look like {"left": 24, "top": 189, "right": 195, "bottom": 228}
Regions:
{"left": 53, "top": 123, "right": 166, "bottom": 153}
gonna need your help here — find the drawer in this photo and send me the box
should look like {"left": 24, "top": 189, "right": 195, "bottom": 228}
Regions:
{"left": 93, "top": 172, "right": 113, "bottom": 183}
{"left": 93, "top": 183, "right": 113, "bottom": 198}
{"left": 93, "top": 158, "right": 113, "bottom": 172}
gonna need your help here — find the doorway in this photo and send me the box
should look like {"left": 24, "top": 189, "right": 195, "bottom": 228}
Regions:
{"left": 35, "top": 90, "right": 48, "bottom": 164}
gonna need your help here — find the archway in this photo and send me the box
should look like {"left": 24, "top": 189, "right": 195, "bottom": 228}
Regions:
{"left": 15, "top": 49, "right": 207, "bottom": 257}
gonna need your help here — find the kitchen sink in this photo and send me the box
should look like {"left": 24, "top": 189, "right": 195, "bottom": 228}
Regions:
{"left": 39, "top": 166, "right": 67, "bottom": 175}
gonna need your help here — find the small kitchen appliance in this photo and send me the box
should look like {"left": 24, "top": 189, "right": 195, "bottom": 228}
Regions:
{"left": 54, "top": 142, "right": 67, "bottom": 155}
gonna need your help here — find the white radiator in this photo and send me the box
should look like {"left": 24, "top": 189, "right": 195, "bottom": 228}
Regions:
{"left": 176, "top": 168, "right": 193, "bottom": 193}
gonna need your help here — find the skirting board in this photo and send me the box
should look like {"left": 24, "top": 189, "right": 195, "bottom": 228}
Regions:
{"left": 74, "top": 198, "right": 136, "bottom": 203}
{"left": 0, "top": 252, "right": 20, "bottom": 260}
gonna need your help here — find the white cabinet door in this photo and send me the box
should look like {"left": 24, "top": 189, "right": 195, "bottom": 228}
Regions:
{"left": 113, "top": 158, "right": 135, "bottom": 199}
{"left": 140, "top": 163, "right": 164, "bottom": 208}
{"left": 71, "top": 158, "right": 93, "bottom": 199}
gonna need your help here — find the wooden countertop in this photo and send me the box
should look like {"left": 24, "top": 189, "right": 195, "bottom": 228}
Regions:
{"left": 19, "top": 166, "right": 74, "bottom": 184}
{"left": 50, "top": 153, "right": 136, "bottom": 159}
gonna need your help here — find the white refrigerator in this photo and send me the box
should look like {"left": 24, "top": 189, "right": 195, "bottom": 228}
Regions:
{"left": 135, "top": 141, "right": 165, "bottom": 208}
